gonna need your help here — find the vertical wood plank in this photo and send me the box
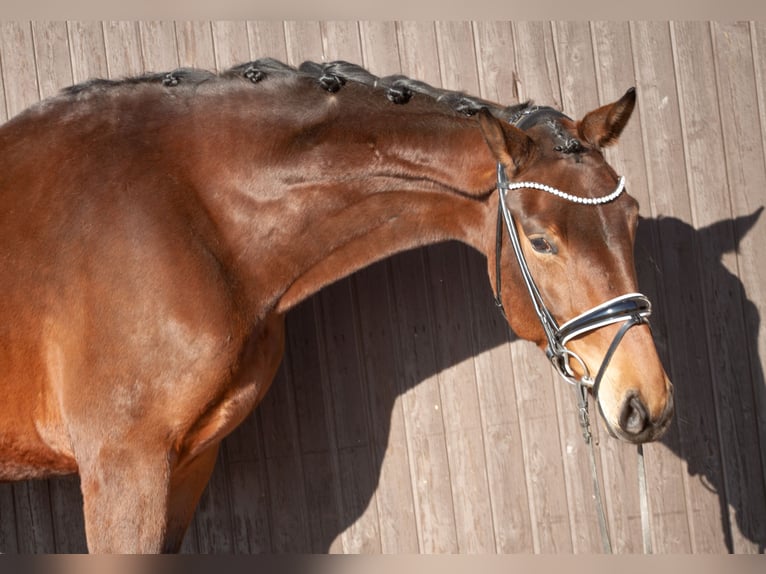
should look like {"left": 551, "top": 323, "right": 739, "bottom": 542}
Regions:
{"left": 755, "top": 22, "right": 766, "bottom": 177}
{"left": 471, "top": 20, "right": 535, "bottom": 554}
{"left": 138, "top": 21, "right": 179, "bottom": 72}
{"left": 246, "top": 21, "right": 288, "bottom": 60}
{"left": 314, "top": 280, "right": 380, "bottom": 553}
{"left": 709, "top": 20, "right": 766, "bottom": 553}
{"left": 550, "top": 21, "right": 622, "bottom": 554}
{"left": 358, "top": 21, "right": 401, "bottom": 77}
{"left": 223, "top": 419, "right": 272, "bottom": 554}
{"left": 592, "top": 20, "right": 693, "bottom": 554}
{"left": 67, "top": 21, "right": 108, "bottom": 85}
{"left": 32, "top": 21, "right": 73, "bottom": 98}
{"left": 0, "top": 486, "right": 18, "bottom": 553}
{"left": 0, "top": 22, "right": 40, "bottom": 116}
{"left": 190, "top": 448, "right": 234, "bottom": 552}
{"left": 102, "top": 21, "right": 144, "bottom": 77}
{"left": 47, "top": 478, "right": 86, "bottom": 552}
{"left": 282, "top": 302, "right": 339, "bottom": 553}
{"left": 321, "top": 21, "right": 361, "bottom": 61}
{"left": 508, "top": 21, "right": 573, "bottom": 554}
{"left": 356, "top": 21, "right": 422, "bottom": 554}
{"left": 280, "top": 21, "right": 347, "bottom": 553}
{"left": 672, "top": 20, "right": 747, "bottom": 553}
{"left": 211, "top": 21, "right": 250, "bottom": 71}
{"left": 318, "top": 21, "right": 385, "bottom": 554}
{"left": 11, "top": 481, "right": 55, "bottom": 553}
{"left": 473, "top": 21, "right": 519, "bottom": 103}
{"left": 433, "top": 20, "right": 496, "bottom": 554}
{"left": 386, "top": 246, "right": 458, "bottom": 553}
{"left": 512, "top": 22, "right": 561, "bottom": 108}
{"left": 629, "top": 21, "right": 728, "bottom": 553}
{"left": 175, "top": 22, "right": 216, "bottom": 70}
{"left": 284, "top": 21, "right": 324, "bottom": 66}
{"left": 748, "top": 20, "right": 766, "bottom": 510}
{"left": 213, "top": 23, "right": 288, "bottom": 553}
{"left": 353, "top": 257, "right": 422, "bottom": 553}
{"left": 0, "top": 33, "right": 7, "bottom": 124}
{"left": 393, "top": 20, "right": 459, "bottom": 554}
{"left": 256, "top": 347, "right": 312, "bottom": 552}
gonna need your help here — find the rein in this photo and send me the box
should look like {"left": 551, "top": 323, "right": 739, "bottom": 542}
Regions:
{"left": 492, "top": 162, "right": 653, "bottom": 553}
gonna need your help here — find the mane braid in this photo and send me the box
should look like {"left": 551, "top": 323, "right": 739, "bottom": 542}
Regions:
{"left": 59, "top": 58, "right": 532, "bottom": 122}
{"left": 242, "top": 59, "right": 531, "bottom": 121}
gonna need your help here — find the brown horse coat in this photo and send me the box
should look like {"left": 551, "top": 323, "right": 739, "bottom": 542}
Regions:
{"left": 0, "top": 60, "right": 672, "bottom": 552}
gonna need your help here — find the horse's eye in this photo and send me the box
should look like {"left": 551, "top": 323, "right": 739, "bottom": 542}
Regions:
{"left": 530, "top": 236, "right": 555, "bottom": 254}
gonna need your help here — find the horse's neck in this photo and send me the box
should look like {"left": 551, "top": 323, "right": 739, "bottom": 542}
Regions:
{"left": 273, "top": 178, "right": 492, "bottom": 312}
{"left": 186, "top": 97, "right": 498, "bottom": 316}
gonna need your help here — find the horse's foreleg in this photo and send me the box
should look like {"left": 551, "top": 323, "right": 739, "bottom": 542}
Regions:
{"left": 79, "top": 443, "right": 220, "bottom": 553}
{"left": 76, "top": 313, "right": 285, "bottom": 553}
{"left": 79, "top": 445, "right": 173, "bottom": 553}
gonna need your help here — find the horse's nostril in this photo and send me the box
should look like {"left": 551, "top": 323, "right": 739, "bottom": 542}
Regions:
{"left": 620, "top": 394, "right": 648, "bottom": 436}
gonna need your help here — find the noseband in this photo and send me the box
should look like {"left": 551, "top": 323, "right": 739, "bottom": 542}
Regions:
{"left": 493, "top": 163, "right": 651, "bottom": 397}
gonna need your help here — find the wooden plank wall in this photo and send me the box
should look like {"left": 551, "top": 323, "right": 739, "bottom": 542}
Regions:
{"left": 0, "top": 21, "right": 764, "bottom": 554}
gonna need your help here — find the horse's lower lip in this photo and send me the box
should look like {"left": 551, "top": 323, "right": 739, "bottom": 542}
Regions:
{"left": 603, "top": 417, "right": 672, "bottom": 444}
{"left": 614, "top": 426, "right": 652, "bottom": 444}
{"left": 598, "top": 403, "right": 662, "bottom": 444}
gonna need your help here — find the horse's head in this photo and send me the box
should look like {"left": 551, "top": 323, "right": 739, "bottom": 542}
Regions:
{"left": 478, "top": 89, "right": 673, "bottom": 444}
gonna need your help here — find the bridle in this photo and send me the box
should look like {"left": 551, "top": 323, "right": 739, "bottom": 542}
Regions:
{"left": 493, "top": 163, "right": 651, "bottom": 396}
{"left": 492, "top": 158, "right": 654, "bottom": 553}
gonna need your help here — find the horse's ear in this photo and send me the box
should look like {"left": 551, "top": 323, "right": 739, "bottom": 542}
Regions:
{"left": 477, "top": 108, "right": 534, "bottom": 174}
{"left": 578, "top": 87, "right": 636, "bottom": 148}
{"left": 700, "top": 206, "right": 764, "bottom": 255}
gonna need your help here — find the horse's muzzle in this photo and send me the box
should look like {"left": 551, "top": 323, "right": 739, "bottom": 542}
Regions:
{"left": 607, "top": 383, "right": 675, "bottom": 443}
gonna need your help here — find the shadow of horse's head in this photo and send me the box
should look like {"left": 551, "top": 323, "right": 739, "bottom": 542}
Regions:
{"left": 635, "top": 207, "right": 765, "bottom": 552}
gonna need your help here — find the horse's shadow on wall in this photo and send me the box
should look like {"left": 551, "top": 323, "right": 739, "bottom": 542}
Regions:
{"left": 633, "top": 209, "right": 765, "bottom": 553}
{"left": 196, "top": 208, "right": 766, "bottom": 553}
{"left": 1, "top": 210, "right": 763, "bottom": 553}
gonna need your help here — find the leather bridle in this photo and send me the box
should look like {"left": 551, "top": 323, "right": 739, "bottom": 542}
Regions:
{"left": 492, "top": 160, "right": 654, "bottom": 553}
{"left": 493, "top": 163, "right": 651, "bottom": 395}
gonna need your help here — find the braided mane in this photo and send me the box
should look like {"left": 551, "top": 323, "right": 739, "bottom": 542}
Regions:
{"left": 62, "top": 58, "right": 530, "bottom": 122}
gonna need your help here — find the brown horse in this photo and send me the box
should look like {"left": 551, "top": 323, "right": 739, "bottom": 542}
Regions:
{"left": 0, "top": 59, "right": 673, "bottom": 553}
